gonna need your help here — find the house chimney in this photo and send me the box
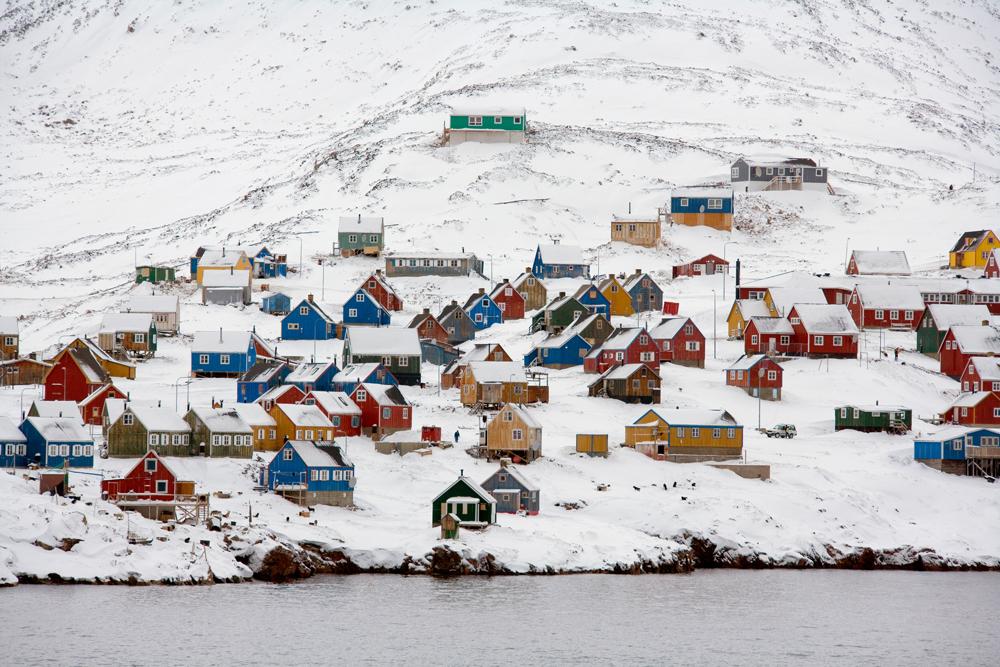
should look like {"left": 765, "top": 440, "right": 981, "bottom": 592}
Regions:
{"left": 222, "top": 247, "right": 226, "bottom": 257}
{"left": 157, "top": 400, "right": 161, "bottom": 407}
{"left": 307, "top": 294, "right": 314, "bottom": 303}
{"left": 357, "top": 214, "right": 361, "bottom": 223}
{"left": 628, "top": 202, "right": 632, "bottom": 215}
{"left": 500, "top": 457, "right": 511, "bottom": 469}
{"left": 559, "top": 291, "right": 566, "bottom": 298}
{"left": 375, "top": 269, "right": 382, "bottom": 276}
{"left": 525, "top": 267, "right": 531, "bottom": 273}
{"left": 423, "top": 308, "right": 430, "bottom": 315}
{"left": 219, "top": 328, "right": 223, "bottom": 343}
{"left": 230, "top": 266, "right": 233, "bottom": 275}
{"left": 635, "top": 268, "right": 641, "bottom": 275}
{"left": 478, "top": 287, "right": 485, "bottom": 295}
{"left": 736, "top": 258, "right": 741, "bottom": 287}
{"left": 460, "top": 469, "right": 464, "bottom": 477}
{"left": 451, "top": 300, "right": 458, "bottom": 306}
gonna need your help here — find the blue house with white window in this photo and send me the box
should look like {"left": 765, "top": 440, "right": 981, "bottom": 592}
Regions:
{"left": 285, "top": 360, "right": 340, "bottom": 393}
{"left": 20, "top": 417, "right": 95, "bottom": 468}
{"left": 0, "top": 416, "right": 28, "bottom": 468}
{"left": 331, "top": 363, "right": 398, "bottom": 395}
{"left": 573, "top": 284, "right": 611, "bottom": 316}
{"left": 531, "top": 243, "right": 590, "bottom": 280}
{"left": 261, "top": 292, "right": 291, "bottom": 316}
{"left": 524, "top": 330, "right": 592, "bottom": 369}
{"left": 260, "top": 440, "right": 355, "bottom": 507}
{"left": 237, "top": 360, "right": 290, "bottom": 403}
{"left": 191, "top": 331, "right": 267, "bottom": 378}
{"left": 342, "top": 289, "right": 391, "bottom": 327}
{"left": 914, "top": 426, "right": 1000, "bottom": 474}
{"left": 282, "top": 297, "right": 337, "bottom": 340}
{"left": 463, "top": 289, "right": 503, "bottom": 331}
{"left": 253, "top": 246, "right": 288, "bottom": 279}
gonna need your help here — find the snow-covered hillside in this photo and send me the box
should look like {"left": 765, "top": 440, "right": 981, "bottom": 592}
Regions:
{"left": 1, "top": 0, "right": 1000, "bottom": 582}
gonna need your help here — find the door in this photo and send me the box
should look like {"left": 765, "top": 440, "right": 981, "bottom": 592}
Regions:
{"left": 768, "top": 338, "right": 776, "bottom": 354}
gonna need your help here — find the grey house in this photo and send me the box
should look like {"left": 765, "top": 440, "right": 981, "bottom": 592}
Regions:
{"left": 385, "top": 252, "right": 485, "bottom": 278}
{"left": 621, "top": 269, "right": 664, "bottom": 313}
{"left": 730, "top": 157, "right": 829, "bottom": 193}
{"left": 438, "top": 300, "right": 477, "bottom": 345}
{"left": 201, "top": 268, "right": 252, "bottom": 305}
{"left": 480, "top": 459, "right": 540, "bottom": 515}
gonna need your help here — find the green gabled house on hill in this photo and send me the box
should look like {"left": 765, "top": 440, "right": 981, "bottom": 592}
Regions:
{"left": 834, "top": 405, "right": 912, "bottom": 434}
{"left": 532, "top": 293, "right": 588, "bottom": 334}
{"left": 431, "top": 473, "right": 497, "bottom": 527}
{"left": 915, "top": 304, "right": 992, "bottom": 357}
{"left": 446, "top": 109, "right": 527, "bottom": 146}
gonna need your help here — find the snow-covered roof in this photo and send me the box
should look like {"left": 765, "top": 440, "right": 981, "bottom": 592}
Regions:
{"left": 537, "top": 244, "right": 585, "bottom": 266}
{"left": 386, "top": 251, "right": 477, "bottom": 260}
{"left": 25, "top": 417, "right": 91, "bottom": 442}
{"left": 31, "top": 400, "right": 80, "bottom": 420}
{"left": 437, "top": 475, "right": 496, "bottom": 505}
{"left": 103, "top": 398, "right": 128, "bottom": 425}
{"left": 190, "top": 407, "right": 252, "bottom": 433}
{"left": 597, "top": 327, "right": 646, "bottom": 351}
{"left": 305, "top": 391, "right": 361, "bottom": 415}
{"left": 358, "top": 382, "right": 409, "bottom": 407}
{"left": 950, "top": 325, "right": 1000, "bottom": 353}
{"left": 68, "top": 337, "right": 135, "bottom": 372}
{"left": 611, "top": 214, "right": 658, "bottom": 223}
{"left": 850, "top": 250, "right": 911, "bottom": 275}
{"left": 467, "top": 361, "right": 526, "bottom": 383}
{"left": 919, "top": 425, "right": 1000, "bottom": 442}
{"left": 276, "top": 404, "right": 334, "bottom": 428}
{"left": 124, "top": 295, "right": 179, "bottom": 313}
{"left": 649, "top": 317, "right": 692, "bottom": 339}
{"left": 202, "top": 269, "right": 251, "bottom": 288}
{"left": 734, "top": 300, "right": 772, "bottom": 319}
{"left": 501, "top": 403, "right": 541, "bottom": 429}
{"left": 951, "top": 230, "right": 993, "bottom": 253}
{"left": 736, "top": 155, "right": 818, "bottom": 168}
{"left": 129, "top": 406, "right": 190, "bottom": 432}
{"left": 622, "top": 271, "right": 656, "bottom": 292}
{"left": 192, "top": 330, "right": 254, "bottom": 353}
{"left": 286, "top": 361, "right": 337, "bottom": 384}
{"left": 450, "top": 107, "right": 525, "bottom": 116}
{"left": 459, "top": 343, "right": 510, "bottom": 364}
{"left": 346, "top": 327, "right": 420, "bottom": 356}
{"left": 0, "top": 416, "right": 27, "bottom": 442}
{"left": 767, "top": 287, "right": 827, "bottom": 316}
{"left": 791, "top": 304, "right": 859, "bottom": 334}
{"left": 198, "top": 248, "right": 247, "bottom": 268}
{"left": 484, "top": 464, "right": 538, "bottom": 492}
{"left": 232, "top": 402, "right": 275, "bottom": 426}
{"left": 854, "top": 285, "right": 925, "bottom": 310}
{"left": 964, "top": 356, "right": 1000, "bottom": 382}
{"left": 644, "top": 408, "right": 738, "bottom": 427}
{"left": 726, "top": 354, "right": 773, "bottom": 372}
{"left": 287, "top": 441, "right": 352, "bottom": 468}
{"left": 946, "top": 392, "right": 992, "bottom": 409}
{"left": 256, "top": 384, "right": 303, "bottom": 405}
{"left": 240, "top": 360, "right": 287, "bottom": 383}
{"left": 671, "top": 187, "right": 733, "bottom": 199}
{"left": 99, "top": 312, "right": 153, "bottom": 333}
{"left": 0, "top": 316, "right": 19, "bottom": 335}
{"left": 924, "top": 305, "right": 992, "bottom": 332}
{"left": 597, "top": 363, "right": 657, "bottom": 381}
{"left": 339, "top": 215, "right": 384, "bottom": 234}
{"left": 380, "top": 429, "right": 424, "bottom": 443}
{"left": 333, "top": 363, "right": 383, "bottom": 383}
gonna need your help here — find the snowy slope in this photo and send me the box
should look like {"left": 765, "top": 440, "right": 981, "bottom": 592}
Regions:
{"left": 1, "top": 0, "right": 1000, "bottom": 581}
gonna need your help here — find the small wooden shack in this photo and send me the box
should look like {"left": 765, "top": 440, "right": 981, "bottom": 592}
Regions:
{"left": 575, "top": 433, "right": 609, "bottom": 457}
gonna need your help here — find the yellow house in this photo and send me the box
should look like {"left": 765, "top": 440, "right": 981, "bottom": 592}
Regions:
{"left": 624, "top": 408, "right": 743, "bottom": 461}
{"left": 233, "top": 403, "right": 280, "bottom": 451}
{"left": 726, "top": 299, "right": 772, "bottom": 339}
{"left": 597, "top": 275, "right": 635, "bottom": 317}
{"left": 949, "top": 230, "right": 1000, "bottom": 269}
{"left": 195, "top": 247, "right": 253, "bottom": 285}
{"left": 269, "top": 403, "right": 336, "bottom": 443}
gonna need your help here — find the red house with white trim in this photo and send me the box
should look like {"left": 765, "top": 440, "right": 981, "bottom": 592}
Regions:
{"left": 649, "top": 317, "right": 705, "bottom": 367}
{"left": 725, "top": 355, "right": 783, "bottom": 400}
{"left": 847, "top": 285, "right": 925, "bottom": 330}
{"left": 672, "top": 254, "right": 729, "bottom": 279}
{"left": 360, "top": 271, "right": 403, "bottom": 312}
{"left": 583, "top": 327, "right": 659, "bottom": 374}
{"left": 300, "top": 390, "right": 363, "bottom": 437}
{"left": 959, "top": 356, "right": 1000, "bottom": 393}
{"left": 744, "top": 318, "right": 794, "bottom": 356}
{"left": 78, "top": 383, "right": 127, "bottom": 426}
{"left": 788, "top": 304, "right": 859, "bottom": 358}
{"left": 43, "top": 348, "right": 110, "bottom": 402}
{"left": 408, "top": 309, "right": 449, "bottom": 345}
{"left": 350, "top": 382, "right": 412, "bottom": 439}
{"left": 101, "top": 451, "right": 180, "bottom": 502}
{"left": 984, "top": 250, "right": 1000, "bottom": 278}
{"left": 490, "top": 280, "right": 526, "bottom": 320}
{"left": 938, "top": 325, "right": 1000, "bottom": 379}
{"left": 255, "top": 384, "right": 306, "bottom": 412}
{"left": 941, "top": 391, "right": 1000, "bottom": 426}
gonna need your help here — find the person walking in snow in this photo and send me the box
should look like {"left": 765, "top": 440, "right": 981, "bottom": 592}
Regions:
{"left": 454, "top": 429, "right": 460, "bottom": 444}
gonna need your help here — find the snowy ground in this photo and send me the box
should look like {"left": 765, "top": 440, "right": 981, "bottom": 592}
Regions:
{"left": 1, "top": 0, "right": 1000, "bottom": 582}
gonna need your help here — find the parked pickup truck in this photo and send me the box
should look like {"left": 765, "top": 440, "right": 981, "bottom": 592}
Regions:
{"left": 763, "top": 424, "right": 797, "bottom": 439}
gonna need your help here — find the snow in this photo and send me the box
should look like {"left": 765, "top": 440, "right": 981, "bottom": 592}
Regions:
{"left": 339, "top": 216, "right": 384, "bottom": 235}
{"left": 965, "top": 357, "right": 1000, "bottom": 382}
{"left": 124, "top": 295, "right": 179, "bottom": 313}
{"left": 197, "top": 248, "right": 247, "bottom": 268}
{"left": 925, "top": 305, "right": 992, "bottom": 332}
{"left": 0, "top": 417, "right": 26, "bottom": 442}
{"left": 734, "top": 300, "right": 772, "bottom": 320}
{"left": 25, "top": 417, "right": 90, "bottom": 442}
{"left": 30, "top": 400, "right": 81, "bottom": 421}
{"left": 275, "top": 404, "right": 334, "bottom": 429}
{"left": 646, "top": 408, "right": 738, "bottom": 427}
{"left": 201, "top": 269, "right": 251, "bottom": 288}
{"left": 98, "top": 312, "right": 153, "bottom": 334}
{"left": 360, "top": 383, "right": 409, "bottom": 407}
{"left": 850, "top": 251, "right": 911, "bottom": 276}
{"left": 537, "top": 244, "right": 585, "bottom": 266}
{"left": 650, "top": 317, "right": 693, "bottom": 339}
{"left": 0, "top": 317, "right": 18, "bottom": 335}
{"left": 232, "top": 402, "right": 276, "bottom": 427}
{"left": 346, "top": 327, "right": 420, "bottom": 357}
{"left": 334, "top": 363, "right": 382, "bottom": 383}
{"left": 854, "top": 285, "right": 925, "bottom": 310}
{"left": 767, "top": 287, "right": 828, "bottom": 316}
{"left": 289, "top": 440, "right": 346, "bottom": 468}
{"left": 286, "top": 361, "right": 336, "bottom": 384}
{"left": 950, "top": 326, "right": 1000, "bottom": 354}
{"left": 791, "top": 304, "right": 860, "bottom": 335}
{"left": 306, "top": 391, "right": 361, "bottom": 415}
{"left": 671, "top": 187, "right": 734, "bottom": 199}
{"left": 945, "top": 392, "right": 990, "bottom": 409}
{"left": 192, "top": 331, "right": 253, "bottom": 354}
{"left": 192, "top": 407, "right": 252, "bottom": 434}
{"left": 129, "top": 406, "right": 190, "bottom": 433}
{"left": 467, "top": 361, "right": 527, "bottom": 383}
{"left": 387, "top": 252, "right": 478, "bottom": 260}
{"left": 726, "top": 355, "right": 768, "bottom": 371}
{"left": 505, "top": 403, "right": 542, "bottom": 430}
{"left": 598, "top": 363, "right": 649, "bottom": 381}
{"left": 450, "top": 107, "right": 526, "bottom": 117}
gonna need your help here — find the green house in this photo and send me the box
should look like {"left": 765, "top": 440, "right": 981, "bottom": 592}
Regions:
{"left": 532, "top": 294, "right": 588, "bottom": 334}
{"left": 834, "top": 405, "right": 912, "bottom": 433}
{"left": 431, "top": 474, "right": 496, "bottom": 527}
{"left": 338, "top": 215, "right": 385, "bottom": 257}
{"left": 446, "top": 109, "right": 527, "bottom": 145}
{"left": 135, "top": 265, "right": 176, "bottom": 284}
{"left": 916, "top": 304, "right": 991, "bottom": 357}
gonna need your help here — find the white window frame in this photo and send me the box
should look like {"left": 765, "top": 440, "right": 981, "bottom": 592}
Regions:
{"left": 220, "top": 354, "right": 231, "bottom": 365}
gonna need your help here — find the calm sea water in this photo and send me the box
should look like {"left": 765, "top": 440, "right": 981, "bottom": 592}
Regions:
{"left": 2, "top": 571, "right": 999, "bottom": 666}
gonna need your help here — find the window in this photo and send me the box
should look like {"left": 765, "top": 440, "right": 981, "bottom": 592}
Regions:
{"left": 398, "top": 356, "right": 409, "bottom": 367}
{"left": 751, "top": 334, "right": 759, "bottom": 345}
{"left": 513, "top": 116, "right": 522, "bottom": 124}
{"left": 503, "top": 410, "right": 513, "bottom": 422}
{"left": 691, "top": 428, "right": 700, "bottom": 438}
{"left": 123, "top": 413, "right": 134, "bottom": 426}
{"left": 283, "top": 448, "right": 293, "bottom": 460}
{"left": 512, "top": 429, "right": 523, "bottom": 440}
{"left": 767, "top": 370, "right": 777, "bottom": 381}
{"left": 145, "top": 458, "right": 157, "bottom": 472}
{"left": 311, "top": 470, "right": 320, "bottom": 481}
{"left": 840, "top": 408, "right": 847, "bottom": 418}
{"left": 816, "top": 168, "right": 824, "bottom": 177}
{"left": 287, "top": 322, "right": 300, "bottom": 330}
{"left": 348, "top": 308, "right": 358, "bottom": 318}
{"left": 469, "top": 115, "right": 483, "bottom": 126}
{"left": 475, "top": 313, "right": 483, "bottom": 322}
{"left": 269, "top": 429, "right": 276, "bottom": 439}
{"left": 149, "top": 433, "right": 159, "bottom": 446}
{"left": 370, "top": 234, "right": 378, "bottom": 243}
{"left": 494, "top": 115, "right": 502, "bottom": 124}
{"left": 48, "top": 445, "right": 58, "bottom": 457}
{"left": 685, "top": 341, "right": 700, "bottom": 351}
{"left": 731, "top": 167, "right": 740, "bottom": 179}
{"left": 382, "top": 407, "right": 391, "bottom": 419}
{"left": 212, "top": 435, "right": 220, "bottom": 446}
{"left": 874, "top": 309, "right": 884, "bottom": 319}
{"left": 679, "top": 198, "right": 689, "bottom": 207}
{"left": 766, "top": 167, "right": 774, "bottom": 175}
{"left": 994, "top": 408, "right": 1000, "bottom": 419}
{"left": 320, "top": 469, "right": 330, "bottom": 481}
{"left": 300, "top": 306, "right": 309, "bottom": 315}
{"left": 813, "top": 335, "right": 824, "bottom": 346}
{"left": 729, "top": 370, "right": 736, "bottom": 380}
{"left": 348, "top": 234, "right": 357, "bottom": 243}
{"left": 220, "top": 354, "right": 231, "bottom": 365}
{"left": 295, "top": 429, "right": 304, "bottom": 439}
{"left": 890, "top": 310, "right": 899, "bottom": 320}
{"left": 684, "top": 324, "right": 693, "bottom": 335}
{"left": 712, "top": 428, "right": 721, "bottom": 439}
{"left": 707, "top": 198, "right": 722, "bottom": 210}
{"left": 780, "top": 335, "right": 790, "bottom": 346}
{"left": 833, "top": 336, "right": 843, "bottom": 346}
{"left": 354, "top": 293, "right": 365, "bottom": 303}
{"left": 727, "top": 428, "right": 736, "bottom": 438}
{"left": 199, "top": 354, "right": 209, "bottom": 365}
{"left": 72, "top": 445, "right": 81, "bottom": 457}
{"left": 853, "top": 409, "right": 860, "bottom": 419}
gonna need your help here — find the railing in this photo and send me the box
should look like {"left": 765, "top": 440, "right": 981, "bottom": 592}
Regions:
{"left": 763, "top": 176, "right": 803, "bottom": 192}
{"left": 966, "top": 445, "right": 1000, "bottom": 459}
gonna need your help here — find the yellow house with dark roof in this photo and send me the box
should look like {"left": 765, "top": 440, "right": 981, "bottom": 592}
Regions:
{"left": 597, "top": 275, "right": 635, "bottom": 317}
{"left": 949, "top": 230, "right": 1000, "bottom": 269}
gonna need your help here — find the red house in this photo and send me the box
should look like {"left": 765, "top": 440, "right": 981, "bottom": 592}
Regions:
{"left": 847, "top": 286, "right": 925, "bottom": 330}
{"left": 43, "top": 348, "right": 110, "bottom": 401}
{"left": 788, "top": 304, "right": 859, "bottom": 358}
{"left": 649, "top": 317, "right": 705, "bottom": 368}
{"left": 941, "top": 391, "right": 1000, "bottom": 426}
{"left": 744, "top": 317, "right": 794, "bottom": 356}
{"left": 78, "top": 383, "right": 127, "bottom": 426}
{"left": 490, "top": 280, "right": 526, "bottom": 320}
{"left": 985, "top": 250, "right": 1000, "bottom": 278}
{"left": 350, "top": 382, "right": 412, "bottom": 439}
{"left": 300, "top": 390, "right": 362, "bottom": 437}
{"left": 959, "top": 356, "right": 1000, "bottom": 393}
{"left": 255, "top": 384, "right": 306, "bottom": 412}
{"left": 725, "top": 355, "right": 783, "bottom": 400}
{"left": 938, "top": 325, "right": 1000, "bottom": 378}
{"left": 360, "top": 270, "right": 403, "bottom": 312}
{"left": 101, "top": 451, "right": 180, "bottom": 502}
{"left": 821, "top": 286, "right": 852, "bottom": 305}
{"left": 672, "top": 254, "right": 729, "bottom": 279}
{"left": 583, "top": 327, "right": 659, "bottom": 374}
{"left": 408, "top": 309, "right": 449, "bottom": 344}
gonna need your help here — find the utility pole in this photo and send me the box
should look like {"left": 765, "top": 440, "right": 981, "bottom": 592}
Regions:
{"left": 713, "top": 290, "right": 717, "bottom": 359}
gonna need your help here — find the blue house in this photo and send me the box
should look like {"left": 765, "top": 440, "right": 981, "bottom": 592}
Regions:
{"left": 573, "top": 284, "right": 611, "bottom": 316}
{"left": 283, "top": 296, "right": 336, "bottom": 340}
{"left": 260, "top": 440, "right": 355, "bottom": 506}
{"left": 191, "top": 330, "right": 268, "bottom": 378}
{"left": 332, "top": 363, "right": 398, "bottom": 395}
{"left": 532, "top": 243, "right": 590, "bottom": 280}
{"left": 0, "top": 416, "right": 28, "bottom": 468}
{"left": 20, "top": 417, "right": 95, "bottom": 468}
{"left": 237, "top": 360, "right": 290, "bottom": 403}
{"left": 261, "top": 292, "right": 292, "bottom": 316}
{"left": 253, "top": 246, "right": 288, "bottom": 279}
{"left": 285, "top": 360, "right": 340, "bottom": 393}
{"left": 622, "top": 269, "right": 664, "bottom": 313}
{"left": 342, "top": 289, "right": 391, "bottom": 327}
{"left": 463, "top": 288, "right": 504, "bottom": 330}
{"left": 914, "top": 426, "right": 1000, "bottom": 474}
{"left": 524, "top": 330, "right": 592, "bottom": 369}
{"left": 420, "top": 339, "right": 460, "bottom": 366}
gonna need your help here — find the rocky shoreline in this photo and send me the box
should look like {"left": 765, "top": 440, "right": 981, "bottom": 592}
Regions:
{"left": 5, "top": 535, "right": 997, "bottom": 586}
